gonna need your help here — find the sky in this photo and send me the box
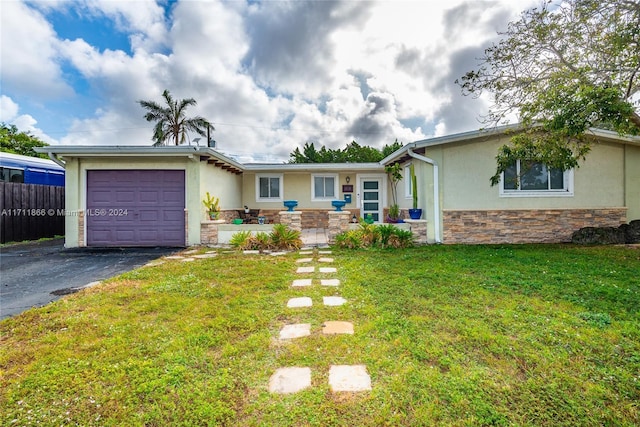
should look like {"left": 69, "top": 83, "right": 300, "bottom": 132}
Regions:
{"left": 0, "top": 0, "right": 538, "bottom": 163}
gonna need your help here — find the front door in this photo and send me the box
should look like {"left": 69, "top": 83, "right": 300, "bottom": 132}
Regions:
{"left": 359, "top": 177, "right": 382, "bottom": 222}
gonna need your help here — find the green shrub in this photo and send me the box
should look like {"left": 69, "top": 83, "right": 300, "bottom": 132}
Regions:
{"left": 334, "top": 223, "right": 415, "bottom": 249}
{"left": 270, "top": 224, "right": 302, "bottom": 250}
{"left": 229, "top": 226, "right": 301, "bottom": 251}
{"left": 229, "top": 231, "right": 252, "bottom": 249}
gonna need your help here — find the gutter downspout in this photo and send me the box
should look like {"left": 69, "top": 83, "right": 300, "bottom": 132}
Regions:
{"left": 407, "top": 148, "right": 441, "bottom": 243}
{"left": 47, "top": 153, "right": 65, "bottom": 168}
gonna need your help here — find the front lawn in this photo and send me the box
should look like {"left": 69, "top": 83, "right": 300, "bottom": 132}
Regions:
{"left": 1, "top": 245, "right": 638, "bottom": 426}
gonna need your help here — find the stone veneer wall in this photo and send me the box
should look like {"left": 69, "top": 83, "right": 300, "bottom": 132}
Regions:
{"left": 443, "top": 208, "right": 627, "bottom": 244}
{"left": 404, "top": 219, "right": 427, "bottom": 244}
{"left": 78, "top": 210, "right": 85, "bottom": 247}
{"left": 250, "top": 209, "right": 361, "bottom": 228}
{"left": 201, "top": 220, "right": 225, "bottom": 245}
{"left": 327, "top": 211, "right": 352, "bottom": 244}
{"left": 279, "top": 211, "right": 302, "bottom": 231}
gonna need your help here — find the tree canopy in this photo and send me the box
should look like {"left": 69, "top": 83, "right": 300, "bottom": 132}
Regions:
{"left": 0, "top": 123, "right": 49, "bottom": 158}
{"left": 456, "top": 0, "right": 640, "bottom": 186}
{"left": 289, "top": 140, "right": 403, "bottom": 163}
{"left": 138, "top": 90, "right": 213, "bottom": 146}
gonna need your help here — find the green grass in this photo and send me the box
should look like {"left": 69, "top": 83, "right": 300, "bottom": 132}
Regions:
{"left": 1, "top": 245, "right": 639, "bottom": 426}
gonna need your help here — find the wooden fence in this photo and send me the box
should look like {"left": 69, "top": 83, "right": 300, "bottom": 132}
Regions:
{"left": 0, "top": 182, "right": 65, "bottom": 244}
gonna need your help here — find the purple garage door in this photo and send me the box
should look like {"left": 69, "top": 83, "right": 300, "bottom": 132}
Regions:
{"left": 86, "top": 170, "right": 185, "bottom": 247}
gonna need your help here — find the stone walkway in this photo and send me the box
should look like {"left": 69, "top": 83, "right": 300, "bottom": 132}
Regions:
{"left": 300, "top": 228, "right": 328, "bottom": 247}
{"left": 268, "top": 248, "right": 372, "bottom": 395}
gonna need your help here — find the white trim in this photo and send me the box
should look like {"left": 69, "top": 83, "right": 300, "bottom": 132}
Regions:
{"left": 255, "top": 173, "right": 283, "bottom": 202}
{"left": 404, "top": 164, "right": 412, "bottom": 199}
{"left": 356, "top": 173, "right": 387, "bottom": 223}
{"left": 311, "top": 173, "right": 339, "bottom": 201}
{"left": 406, "top": 149, "right": 441, "bottom": 243}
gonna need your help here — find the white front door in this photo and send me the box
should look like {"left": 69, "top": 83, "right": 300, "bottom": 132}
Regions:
{"left": 358, "top": 175, "right": 384, "bottom": 222}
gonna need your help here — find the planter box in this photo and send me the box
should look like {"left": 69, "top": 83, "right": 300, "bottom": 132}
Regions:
{"left": 217, "top": 224, "right": 275, "bottom": 244}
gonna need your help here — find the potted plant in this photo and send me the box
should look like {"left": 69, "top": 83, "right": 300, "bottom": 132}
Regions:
{"left": 385, "top": 163, "right": 402, "bottom": 222}
{"left": 202, "top": 192, "right": 220, "bottom": 220}
{"left": 408, "top": 163, "right": 422, "bottom": 219}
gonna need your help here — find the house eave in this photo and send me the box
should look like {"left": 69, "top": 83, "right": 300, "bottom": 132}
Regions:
{"left": 35, "top": 145, "right": 246, "bottom": 174}
{"left": 381, "top": 124, "right": 640, "bottom": 165}
{"left": 242, "top": 162, "right": 383, "bottom": 172}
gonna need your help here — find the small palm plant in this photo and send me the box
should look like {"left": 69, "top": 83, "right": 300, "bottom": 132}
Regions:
{"left": 202, "top": 192, "right": 220, "bottom": 220}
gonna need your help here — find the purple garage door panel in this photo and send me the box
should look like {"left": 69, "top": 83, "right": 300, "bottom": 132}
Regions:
{"left": 87, "top": 170, "right": 185, "bottom": 246}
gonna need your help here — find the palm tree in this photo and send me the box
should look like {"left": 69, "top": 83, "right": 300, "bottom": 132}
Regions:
{"left": 138, "top": 89, "right": 213, "bottom": 146}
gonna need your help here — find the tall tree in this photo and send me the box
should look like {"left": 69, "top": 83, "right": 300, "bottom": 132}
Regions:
{"left": 0, "top": 123, "right": 48, "bottom": 158}
{"left": 456, "top": 0, "right": 640, "bottom": 185}
{"left": 138, "top": 89, "right": 213, "bottom": 146}
{"left": 289, "top": 139, "right": 404, "bottom": 163}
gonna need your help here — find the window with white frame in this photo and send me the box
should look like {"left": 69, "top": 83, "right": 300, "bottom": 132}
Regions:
{"left": 500, "top": 160, "right": 573, "bottom": 196}
{"left": 404, "top": 165, "right": 412, "bottom": 199}
{"left": 312, "top": 174, "right": 338, "bottom": 200}
{"left": 256, "top": 174, "right": 283, "bottom": 201}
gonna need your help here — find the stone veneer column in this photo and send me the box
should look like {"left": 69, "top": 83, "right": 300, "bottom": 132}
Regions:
{"left": 200, "top": 219, "right": 225, "bottom": 245}
{"left": 78, "top": 210, "right": 85, "bottom": 247}
{"left": 327, "top": 211, "right": 351, "bottom": 244}
{"left": 279, "top": 211, "right": 302, "bottom": 231}
{"left": 404, "top": 219, "right": 428, "bottom": 244}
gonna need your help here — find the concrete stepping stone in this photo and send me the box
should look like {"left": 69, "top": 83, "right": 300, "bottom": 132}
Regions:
{"left": 279, "top": 324, "right": 311, "bottom": 339}
{"left": 318, "top": 257, "right": 334, "bottom": 263}
{"left": 269, "top": 367, "right": 312, "bottom": 394}
{"left": 296, "top": 258, "right": 313, "bottom": 263}
{"left": 243, "top": 250, "right": 260, "bottom": 255}
{"left": 292, "top": 279, "right": 312, "bottom": 287}
{"left": 144, "top": 261, "right": 165, "bottom": 267}
{"left": 329, "top": 365, "right": 372, "bottom": 392}
{"left": 192, "top": 253, "right": 217, "bottom": 259}
{"left": 319, "top": 267, "right": 337, "bottom": 273}
{"left": 299, "top": 251, "right": 313, "bottom": 255}
{"left": 183, "top": 249, "right": 199, "bottom": 255}
{"left": 318, "top": 250, "right": 332, "bottom": 254}
{"left": 287, "top": 297, "right": 312, "bottom": 308}
{"left": 322, "top": 321, "right": 354, "bottom": 335}
{"left": 180, "top": 258, "right": 196, "bottom": 262}
{"left": 320, "top": 279, "right": 340, "bottom": 287}
{"left": 296, "top": 266, "right": 315, "bottom": 274}
{"left": 270, "top": 251, "right": 288, "bottom": 256}
{"left": 323, "top": 296, "right": 347, "bottom": 306}
{"left": 165, "top": 255, "right": 185, "bottom": 260}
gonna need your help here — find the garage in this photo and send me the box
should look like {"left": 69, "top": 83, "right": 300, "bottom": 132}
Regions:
{"left": 86, "top": 170, "right": 185, "bottom": 247}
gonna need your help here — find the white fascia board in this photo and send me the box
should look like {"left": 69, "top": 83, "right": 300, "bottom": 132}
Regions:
{"left": 35, "top": 146, "right": 245, "bottom": 170}
{"left": 242, "top": 162, "right": 383, "bottom": 172}
{"left": 380, "top": 124, "right": 525, "bottom": 165}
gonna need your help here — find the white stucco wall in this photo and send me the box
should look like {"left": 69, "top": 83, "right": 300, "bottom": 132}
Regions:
{"left": 242, "top": 171, "right": 373, "bottom": 211}
{"left": 430, "top": 138, "right": 626, "bottom": 211}
{"left": 200, "top": 163, "right": 243, "bottom": 213}
{"left": 625, "top": 144, "right": 640, "bottom": 221}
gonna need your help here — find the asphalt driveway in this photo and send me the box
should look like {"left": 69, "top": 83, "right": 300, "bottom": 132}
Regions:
{"left": 0, "top": 239, "right": 178, "bottom": 320}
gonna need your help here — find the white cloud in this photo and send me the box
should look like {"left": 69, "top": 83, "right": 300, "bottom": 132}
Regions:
{"left": 0, "top": 95, "right": 20, "bottom": 122}
{"left": 3, "top": 0, "right": 540, "bottom": 161}
{"left": 0, "top": 1, "right": 73, "bottom": 100}
{"left": 0, "top": 95, "right": 58, "bottom": 144}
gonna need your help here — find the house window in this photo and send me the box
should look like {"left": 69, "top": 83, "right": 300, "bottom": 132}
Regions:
{"left": 312, "top": 174, "right": 338, "bottom": 200}
{"left": 404, "top": 165, "right": 412, "bottom": 199}
{"left": 501, "top": 160, "right": 573, "bottom": 197}
{"left": 256, "top": 174, "right": 282, "bottom": 201}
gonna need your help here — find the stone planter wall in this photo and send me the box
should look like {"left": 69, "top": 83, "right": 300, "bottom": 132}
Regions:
{"left": 279, "top": 211, "right": 302, "bottom": 231}
{"left": 404, "top": 219, "right": 427, "bottom": 244}
{"left": 327, "top": 211, "right": 352, "bottom": 244}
